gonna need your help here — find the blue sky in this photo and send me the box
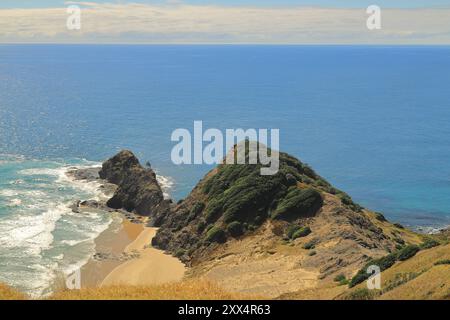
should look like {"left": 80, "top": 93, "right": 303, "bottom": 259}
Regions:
{"left": 1, "top": 0, "right": 450, "bottom": 9}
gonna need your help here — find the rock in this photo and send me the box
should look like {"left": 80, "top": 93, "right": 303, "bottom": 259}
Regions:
{"left": 70, "top": 200, "right": 81, "bottom": 213}
{"left": 67, "top": 167, "right": 100, "bottom": 181}
{"left": 100, "top": 150, "right": 165, "bottom": 217}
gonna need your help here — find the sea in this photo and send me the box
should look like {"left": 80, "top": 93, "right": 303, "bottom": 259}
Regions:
{"left": 0, "top": 44, "right": 449, "bottom": 296}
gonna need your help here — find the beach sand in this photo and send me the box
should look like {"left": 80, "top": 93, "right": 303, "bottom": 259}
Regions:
{"left": 101, "top": 226, "right": 186, "bottom": 286}
{"left": 81, "top": 214, "right": 185, "bottom": 288}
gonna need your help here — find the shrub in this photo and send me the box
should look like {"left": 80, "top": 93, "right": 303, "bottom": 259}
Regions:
{"left": 434, "top": 259, "right": 450, "bottom": 266}
{"left": 338, "top": 193, "right": 363, "bottom": 212}
{"left": 334, "top": 274, "right": 349, "bottom": 286}
{"left": 420, "top": 238, "right": 440, "bottom": 250}
{"left": 396, "top": 245, "right": 420, "bottom": 261}
{"left": 197, "top": 220, "right": 206, "bottom": 233}
{"left": 303, "top": 239, "right": 318, "bottom": 250}
{"left": 272, "top": 188, "right": 323, "bottom": 220}
{"left": 205, "top": 226, "right": 226, "bottom": 243}
{"left": 374, "top": 212, "right": 387, "bottom": 222}
{"left": 227, "top": 221, "right": 244, "bottom": 237}
{"left": 349, "top": 253, "right": 397, "bottom": 287}
{"left": 292, "top": 227, "right": 311, "bottom": 239}
{"left": 175, "top": 249, "right": 185, "bottom": 258}
{"left": 345, "top": 288, "right": 376, "bottom": 300}
{"left": 394, "top": 223, "right": 404, "bottom": 229}
{"left": 308, "top": 250, "right": 317, "bottom": 256}
{"left": 286, "top": 225, "right": 301, "bottom": 239}
{"left": 190, "top": 202, "right": 205, "bottom": 216}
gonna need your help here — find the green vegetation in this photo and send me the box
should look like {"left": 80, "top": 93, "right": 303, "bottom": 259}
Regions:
{"left": 349, "top": 253, "right": 397, "bottom": 287}
{"left": 344, "top": 288, "right": 377, "bottom": 300}
{"left": 334, "top": 274, "right": 349, "bottom": 286}
{"left": 337, "top": 193, "right": 363, "bottom": 212}
{"left": 420, "top": 238, "right": 440, "bottom": 250}
{"left": 188, "top": 202, "right": 205, "bottom": 222}
{"left": 271, "top": 188, "right": 323, "bottom": 220}
{"left": 349, "top": 243, "right": 426, "bottom": 288}
{"left": 286, "top": 225, "right": 311, "bottom": 240}
{"left": 374, "top": 212, "right": 387, "bottom": 222}
{"left": 303, "top": 239, "right": 318, "bottom": 250}
{"left": 199, "top": 144, "right": 332, "bottom": 242}
{"left": 292, "top": 226, "right": 311, "bottom": 239}
{"left": 434, "top": 259, "right": 450, "bottom": 266}
{"left": 205, "top": 226, "right": 226, "bottom": 243}
{"left": 227, "top": 221, "right": 244, "bottom": 237}
{"left": 396, "top": 245, "right": 420, "bottom": 261}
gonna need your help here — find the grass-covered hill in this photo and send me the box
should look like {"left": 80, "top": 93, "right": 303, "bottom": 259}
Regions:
{"left": 152, "top": 142, "right": 364, "bottom": 264}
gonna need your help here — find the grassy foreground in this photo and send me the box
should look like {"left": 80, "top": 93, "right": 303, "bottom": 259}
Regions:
{"left": 0, "top": 283, "right": 26, "bottom": 300}
{"left": 1, "top": 280, "right": 260, "bottom": 300}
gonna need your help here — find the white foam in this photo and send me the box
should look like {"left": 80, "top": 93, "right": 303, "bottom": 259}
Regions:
{"left": 7, "top": 198, "right": 22, "bottom": 207}
{"left": 156, "top": 174, "right": 175, "bottom": 199}
{"left": 0, "top": 203, "right": 69, "bottom": 255}
{"left": 0, "top": 189, "right": 19, "bottom": 197}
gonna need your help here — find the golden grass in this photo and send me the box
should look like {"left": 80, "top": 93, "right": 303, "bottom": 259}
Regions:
{"left": 50, "top": 279, "right": 262, "bottom": 300}
{"left": 0, "top": 283, "right": 26, "bottom": 300}
{"left": 340, "top": 243, "right": 450, "bottom": 300}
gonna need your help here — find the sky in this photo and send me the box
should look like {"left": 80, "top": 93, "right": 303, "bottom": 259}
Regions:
{"left": 1, "top": 1, "right": 450, "bottom": 44}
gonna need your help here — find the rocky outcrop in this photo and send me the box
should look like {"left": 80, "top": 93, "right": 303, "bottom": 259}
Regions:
{"left": 99, "top": 150, "right": 165, "bottom": 218}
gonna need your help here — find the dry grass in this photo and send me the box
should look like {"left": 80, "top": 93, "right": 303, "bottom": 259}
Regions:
{"left": 340, "top": 243, "right": 450, "bottom": 300}
{"left": 50, "top": 279, "right": 263, "bottom": 300}
{"left": 0, "top": 283, "right": 26, "bottom": 300}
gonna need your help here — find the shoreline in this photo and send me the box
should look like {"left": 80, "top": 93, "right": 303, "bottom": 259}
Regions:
{"left": 80, "top": 213, "right": 144, "bottom": 288}
{"left": 80, "top": 213, "right": 186, "bottom": 289}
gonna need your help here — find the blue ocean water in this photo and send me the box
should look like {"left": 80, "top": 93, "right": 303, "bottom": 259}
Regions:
{"left": 1, "top": 45, "right": 450, "bottom": 294}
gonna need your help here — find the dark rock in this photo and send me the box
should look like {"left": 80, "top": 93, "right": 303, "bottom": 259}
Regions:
{"left": 70, "top": 200, "right": 81, "bottom": 213}
{"left": 67, "top": 167, "right": 100, "bottom": 181}
{"left": 100, "top": 150, "right": 165, "bottom": 217}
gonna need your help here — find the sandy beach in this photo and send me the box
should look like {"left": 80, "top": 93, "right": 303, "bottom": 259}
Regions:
{"left": 81, "top": 214, "right": 186, "bottom": 288}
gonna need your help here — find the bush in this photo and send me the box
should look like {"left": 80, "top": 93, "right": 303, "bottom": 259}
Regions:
{"left": 197, "top": 220, "right": 206, "bottom": 233}
{"left": 396, "top": 245, "right": 420, "bottom": 261}
{"left": 345, "top": 288, "right": 376, "bottom": 300}
{"left": 205, "top": 226, "right": 226, "bottom": 243}
{"left": 434, "top": 259, "right": 450, "bottom": 266}
{"left": 374, "top": 212, "right": 387, "bottom": 222}
{"left": 349, "top": 253, "right": 397, "bottom": 287}
{"left": 303, "top": 239, "right": 318, "bottom": 250}
{"left": 227, "top": 221, "right": 244, "bottom": 237}
{"left": 286, "top": 225, "right": 300, "bottom": 239}
{"left": 394, "top": 223, "right": 404, "bottom": 229}
{"left": 420, "top": 239, "right": 440, "bottom": 250}
{"left": 190, "top": 202, "right": 205, "bottom": 216}
{"left": 272, "top": 188, "right": 323, "bottom": 220}
{"left": 338, "top": 193, "right": 363, "bottom": 212}
{"left": 175, "top": 249, "right": 185, "bottom": 258}
{"left": 292, "top": 227, "right": 311, "bottom": 239}
{"left": 334, "top": 274, "right": 349, "bottom": 286}
{"left": 308, "top": 250, "right": 317, "bottom": 256}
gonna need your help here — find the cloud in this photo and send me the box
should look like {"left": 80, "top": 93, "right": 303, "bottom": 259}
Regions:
{"left": 0, "top": 3, "right": 449, "bottom": 44}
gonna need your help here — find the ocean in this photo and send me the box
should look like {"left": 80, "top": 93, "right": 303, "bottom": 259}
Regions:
{"left": 1, "top": 44, "right": 450, "bottom": 295}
